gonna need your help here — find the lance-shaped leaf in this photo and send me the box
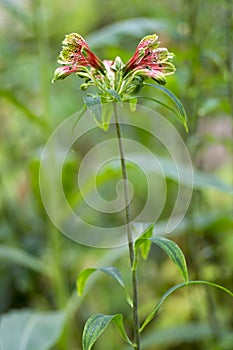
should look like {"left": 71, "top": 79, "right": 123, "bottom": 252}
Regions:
{"left": 82, "top": 313, "right": 133, "bottom": 350}
{"left": 77, "top": 268, "right": 97, "bottom": 296}
{"left": 140, "top": 280, "right": 233, "bottom": 332}
{"left": 138, "top": 95, "right": 179, "bottom": 116}
{"left": 151, "top": 236, "right": 189, "bottom": 282}
{"left": 76, "top": 266, "right": 132, "bottom": 307}
{"left": 144, "top": 83, "right": 188, "bottom": 131}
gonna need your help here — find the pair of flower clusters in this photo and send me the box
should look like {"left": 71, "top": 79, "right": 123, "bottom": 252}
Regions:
{"left": 52, "top": 33, "right": 176, "bottom": 100}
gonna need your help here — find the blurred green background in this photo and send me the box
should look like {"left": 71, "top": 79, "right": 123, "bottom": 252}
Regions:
{"left": 0, "top": 0, "right": 232, "bottom": 349}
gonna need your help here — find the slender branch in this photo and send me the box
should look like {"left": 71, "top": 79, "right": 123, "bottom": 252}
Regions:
{"left": 113, "top": 103, "right": 140, "bottom": 349}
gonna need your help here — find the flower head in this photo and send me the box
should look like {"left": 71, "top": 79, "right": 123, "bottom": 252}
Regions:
{"left": 124, "top": 34, "right": 175, "bottom": 85}
{"left": 52, "top": 33, "right": 104, "bottom": 83}
{"left": 52, "top": 33, "right": 176, "bottom": 98}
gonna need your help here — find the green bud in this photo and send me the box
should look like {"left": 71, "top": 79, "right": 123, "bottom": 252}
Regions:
{"left": 111, "top": 56, "right": 125, "bottom": 71}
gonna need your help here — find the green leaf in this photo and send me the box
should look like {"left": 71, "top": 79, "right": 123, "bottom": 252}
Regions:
{"left": 65, "top": 248, "right": 127, "bottom": 320}
{"left": 111, "top": 314, "right": 133, "bottom": 345}
{"left": 0, "top": 245, "right": 51, "bottom": 276}
{"left": 129, "top": 97, "right": 138, "bottom": 112}
{"left": 107, "top": 89, "right": 121, "bottom": 102}
{"left": 83, "top": 94, "right": 102, "bottom": 127}
{"left": 77, "top": 268, "right": 97, "bottom": 296}
{"left": 137, "top": 225, "right": 154, "bottom": 261}
{"left": 140, "top": 236, "right": 152, "bottom": 261}
{"left": 0, "top": 309, "right": 65, "bottom": 350}
{"left": 144, "top": 83, "right": 188, "bottom": 131}
{"left": 151, "top": 236, "right": 189, "bottom": 282}
{"left": 133, "top": 223, "right": 154, "bottom": 271}
{"left": 99, "top": 266, "right": 124, "bottom": 288}
{"left": 140, "top": 280, "right": 233, "bottom": 332}
{"left": 82, "top": 313, "right": 133, "bottom": 350}
{"left": 76, "top": 266, "right": 133, "bottom": 306}
{"left": 101, "top": 102, "right": 113, "bottom": 131}
{"left": 138, "top": 95, "right": 179, "bottom": 115}
{"left": 82, "top": 314, "right": 110, "bottom": 350}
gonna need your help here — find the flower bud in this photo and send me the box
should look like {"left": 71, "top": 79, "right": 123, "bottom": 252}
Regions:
{"left": 52, "top": 66, "right": 76, "bottom": 83}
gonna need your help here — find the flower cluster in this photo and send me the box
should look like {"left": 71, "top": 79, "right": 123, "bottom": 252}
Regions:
{"left": 52, "top": 33, "right": 176, "bottom": 100}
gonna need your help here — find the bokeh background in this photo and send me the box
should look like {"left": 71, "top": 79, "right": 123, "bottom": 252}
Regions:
{"left": 0, "top": 0, "right": 232, "bottom": 349}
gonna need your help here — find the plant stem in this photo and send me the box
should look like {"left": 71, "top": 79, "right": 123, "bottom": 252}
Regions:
{"left": 113, "top": 103, "right": 140, "bottom": 350}
{"left": 225, "top": 0, "right": 233, "bottom": 117}
{"left": 225, "top": 0, "right": 233, "bottom": 216}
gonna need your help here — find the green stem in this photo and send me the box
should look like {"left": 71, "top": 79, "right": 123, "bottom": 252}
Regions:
{"left": 225, "top": 0, "right": 233, "bottom": 211}
{"left": 113, "top": 103, "right": 140, "bottom": 350}
{"left": 225, "top": 0, "right": 233, "bottom": 117}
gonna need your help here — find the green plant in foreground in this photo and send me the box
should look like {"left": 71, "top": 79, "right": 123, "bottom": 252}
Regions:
{"left": 53, "top": 33, "right": 232, "bottom": 350}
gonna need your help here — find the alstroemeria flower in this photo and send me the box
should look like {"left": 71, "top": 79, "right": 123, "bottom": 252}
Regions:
{"left": 124, "top": 34, "right": 175, "bottom": 85}
{"left": 52, "top": 33, "right": 104, "bottom": 82}
{"left": 52, "top": 33, "right": 176, "bottom": 98}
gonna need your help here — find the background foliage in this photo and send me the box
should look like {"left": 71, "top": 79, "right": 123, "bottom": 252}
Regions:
{"left": 0, "top": 0, "right": 232, "bottom": 349}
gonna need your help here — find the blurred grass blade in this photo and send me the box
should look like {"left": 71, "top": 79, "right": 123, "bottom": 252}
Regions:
{"left": 0, "top": 245, "right": 51, "bottom": 276}
{"left": 151, "top": 236, "right": 189, "bottom": 282}
{"left": 151, "top": 156, "right": 233, "bottom": 193}
{"left": 87, "top": 18, "right": 174, "bottom": 47}
{"left": 73, "top": 159, "right": 233, "bottom": 213}
{"left": 72, "top": 105, "right": 87, "bottom": 134}
{"left": 0, "top": 89, "right": 46, "bottom": 128}
{"left": 192, "top": 168, "right": 233, "bottom": 194}
{"left": 82, "top": 313, "right": 132, "bottom": 350}
{"left": 139, "top": 323, "right": 212, "bottom": 348}
{"left": 140, "top": 280, "right": 233, "bottom": 332}
{"left": 144, "top": 83, "right": 188, "bottom": 131}
{"left": 0, "top": 309, "right": 65, "bottom": 350}
{"left": 1, "top": 0, "right": 32, "bottom": 27}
